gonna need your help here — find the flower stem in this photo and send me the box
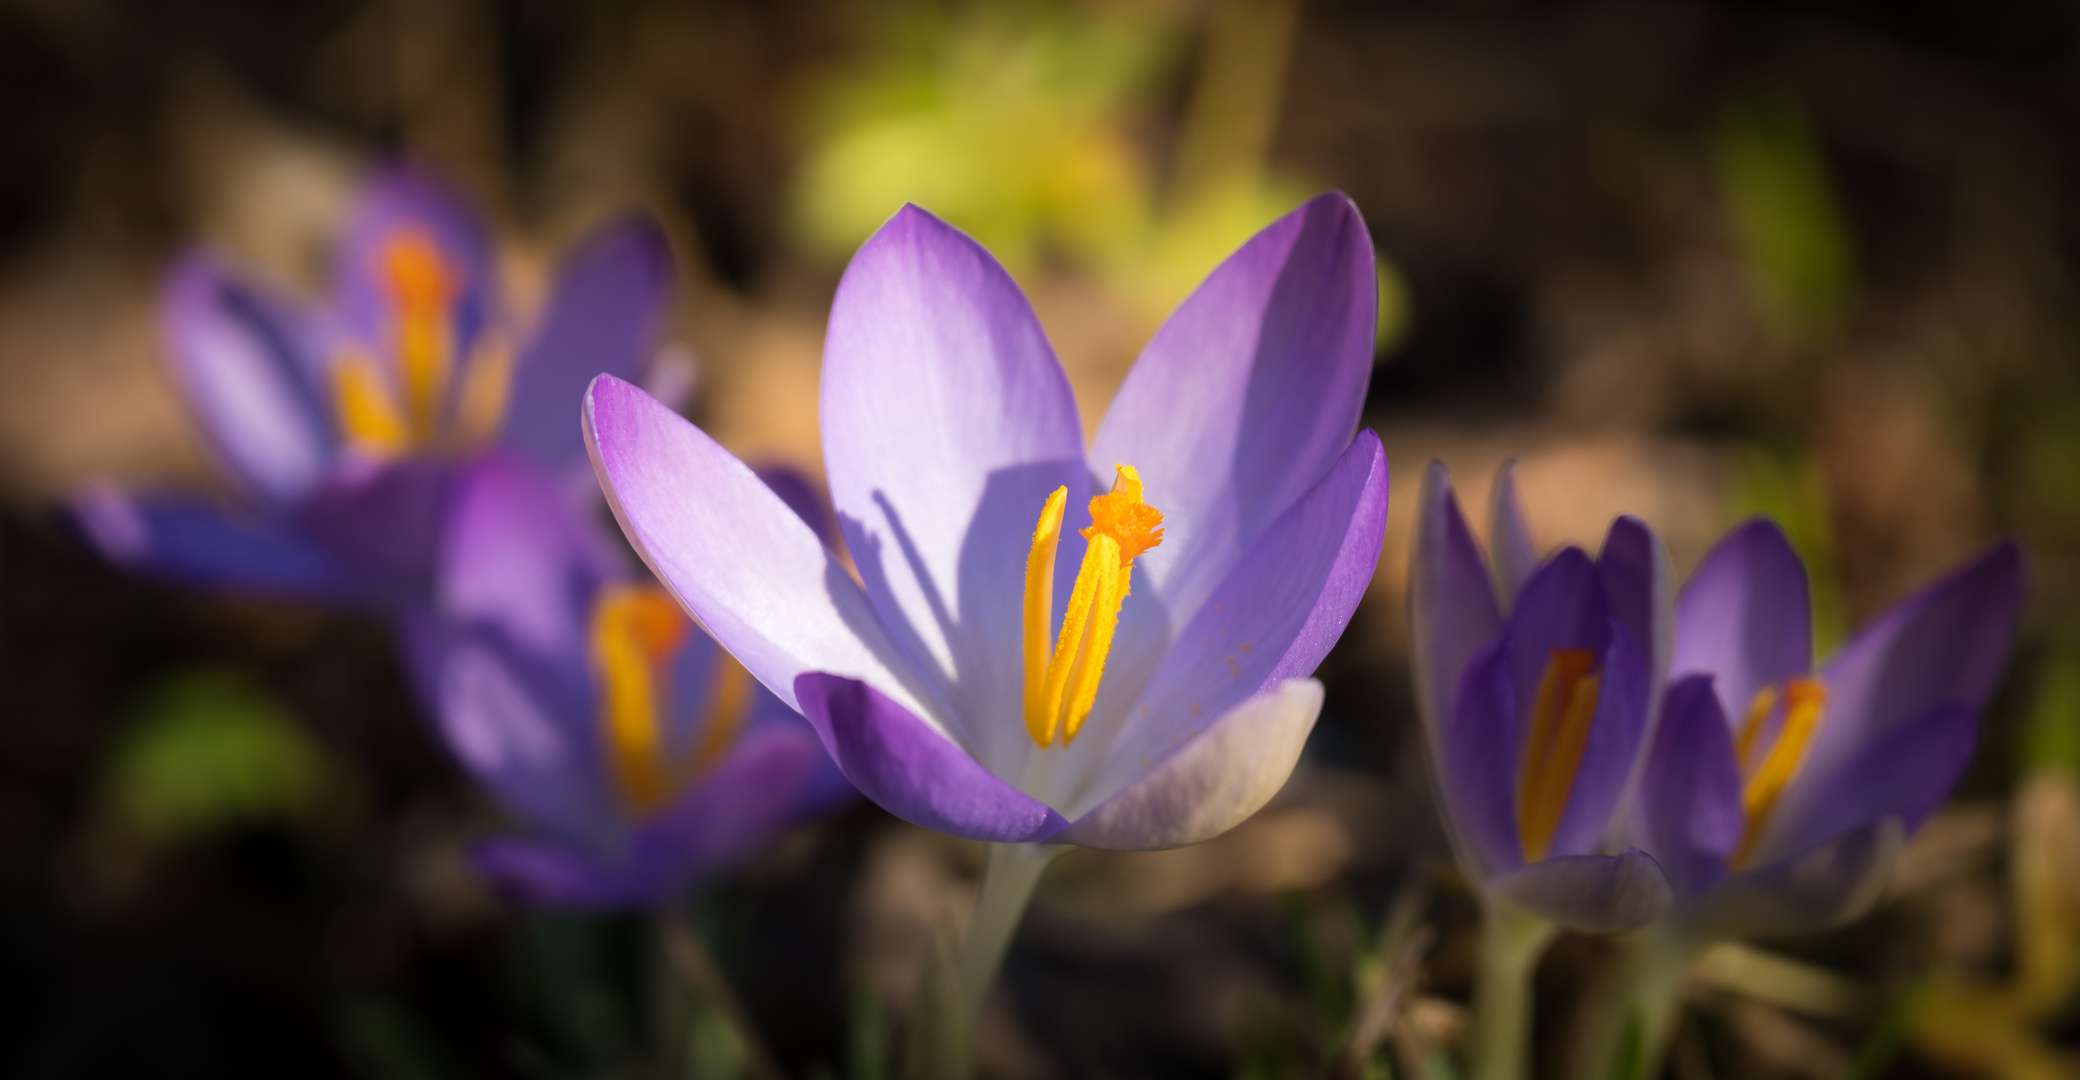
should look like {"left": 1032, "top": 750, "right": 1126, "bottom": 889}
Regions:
{"left": 928, "top": 841, "right": 1061, "bottom": 1080}
{"left": 1468, "top": 899, "right": 1558, "bottom": 1080}
{"left": 657, "top": 909, "right": 788, "bottom": 1080}
{"left": 1574, "top": 925, "right": 1699, "bottom": 1080}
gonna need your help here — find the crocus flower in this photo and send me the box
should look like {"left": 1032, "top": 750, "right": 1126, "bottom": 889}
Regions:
{"left": 404, "top": 455, "right": 850, "bottom": 909}
{"left": 1409, "top": 462, "right": 1675, "bottom": 933}
{"left": 584, "top": 194, "right": 1387, "bottom": 851}
{"left": 1635, "top": 520, "right": 2024, "bottom": 938}
{"left": 76, "top": 164, "right": 673, "bottom": 607}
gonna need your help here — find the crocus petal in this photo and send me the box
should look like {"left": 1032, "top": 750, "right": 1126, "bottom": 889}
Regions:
{"left": 1443, "top": 639, "right": 1522, "bottom": 874}
{"left": 1091, "top": 193, "right": 1376, "bottom": 686}
{"left": 1637, "top": 675, "right": 1745, "bottom": 898}
{"left": 72, "top": 486, "right": 373, "bottom": 603}
{"left": 502, "top": 215, "right": 674, "bottom": 474}
{"left": 473, "top": 837, "right": 651, "bottom": 910}
{"left": 403, "top": 617, "right": 617, "bottom": 850}
{"left": 818, "top": 204, "right": 1086, "bottom": 763}
{"left": 793, "top": 673, "right": 1067, "bottom": 843}
{"left": 295, "top": 457, "right": 454, "bottom": 594}
{"left": 583, "top": 375, "right": 929, "bottom": 721}
{"left": 1059, "top": 679, "right": 1322, "bottom": 850}
{"left": 753, "top": 463, "right": 836, "bottom": 545}
{"left": 1487, "top": 848, "right": 1673, "bottom": 934}
{"left": 627, "top": 724, "right": 839, "bottom": 884}
{"left": 335, "top": 164, "right": 495, "bottom": 355}
{"left": 1070, "top": 430, "right": 1387, "bottom": 808}
{"left": 1597, "top": 515, "right": 1673, "bottom": 719}
{"left": 1506, "top": 546, "right": 1612, "bottom": 720}
{"left": 1760, "top": 704, "right": 1979, "bottom": 865}
{"left": 435, "top": 454, "right": 624, "bottom": 665}
{"left": 1809, "top": 540, "right": 2024, "bottom": 784}
{"left": 1670, "top": 519, "right": 1813, "bottom": 723}
{"left": 1546, "top": 620, "right": 1650, "bottom": 858}
{"left": 161, "top": 254, "right": 334, "bottom": 503}
{"left": 1691, "top": 819, "right": 1903, "bottom": 939}
{"left": 1487, "top": 460, "right": 1538, "bottom": 605}
{"left": 1410, "top": 462, "right": 1504, "bottom": 741}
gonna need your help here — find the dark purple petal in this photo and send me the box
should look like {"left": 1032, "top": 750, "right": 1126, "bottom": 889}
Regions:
{"left": 1671, "top": 519, "right": 1813, "bottom": 725}
{"left": 295, "top": 457, "right": 454, "bottom": 595}
{"left": 1487, "top": 460, "right": 1538, "bottom": 605}
{"left": 1409, "top": 462, "right": 1503, "bottom": 742}
{"left": 1060, "top": 679, "right": 1322, "bottom": 850}
{"left": 584, "top": 375, "right": 923, "bottom": 717}
{"left": 1443, "top": 639, "right": 1523, "bottom": 875}
{"left": 1506, "top": 546, "right": 1611, "bottom": 722}
{"left": 1761, "top": 704, "right": 1979, "bottom": 865}
{"left": 436, "top": 454, "right": 624, "bottom": 664}
{"left": 1488, "top": 847, "right": 1672, "bottom": 934}
{"left": 1636, "top": 675, "right": 1745, "bottom": 898}
{"left": 793, "top": 673, "right": 1066, "bottom": 843}
{"left": 1092, "top": 193, "right": 1376, "bottom": 685}
{"left": 628, "top": 724, "right": 841, "bottom": 883}
{"left": 502, "top": 215, "right": 674, "bottom": 474}
{"left": 753, "top": 463, "right": 836, "bottom": 545}
{"left": 1071, "top": 431, "right": 1387, "bottom": 803}
{"left": 1691, "top": 819, "right": 1902, "bottom": 939}
{"left": 161, "top": 253, "right": 335, "bottom": 503}
{"left": 1598, "top": 515, "right": 1673, "bottom": 716}
{"left": 818, "top": 204, "right": 1086, "bottom": 763}
{"left": 1546, "top": 619, "right": 1650, "bottom": 858}
{"left": 473, "top": 837, "right": 657, "bottom": 910}
{"left": 1809, "top": 540, "right": 2024, "bottom": 784}
{"left": 71, "top": 486, "right": 374, "bottom": 603}
{"left": 404, "top": 616, "right": 617, "bottom": 849}
{"left": 335, "top": 163, "right": 495, "bottom": 358}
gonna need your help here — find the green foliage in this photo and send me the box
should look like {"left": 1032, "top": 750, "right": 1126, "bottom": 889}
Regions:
{"left": 101, "top": 668, "right": 323, "bottom": 839}
{"left": 1713, "top": 89, "right": 1855, "bottom": 343}
{"left": 2022, "top": 638, "right": 2080, "bottom": 777}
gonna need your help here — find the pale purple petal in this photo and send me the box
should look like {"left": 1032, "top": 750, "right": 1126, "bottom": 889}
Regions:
{"left": 1487, "top": 460, "right": 1538, "bottom": 605}
{"left": 1545, "top": 620, "right": 1649, "bottom": 858}
{"left": 1091, "top": 193, "right": 1376, "bottom": 689}
{"left": 1671, "top": 519, "right": 1813, "bottom": 724}
{"left": 1506, "top": 546, "right": 1611, "bottom": 721}
{"left": 1060, "top": 680, "right": 1321, "bottom": 849}
{"left": 1637, "top": 675, "right": 1744, "bottom": 898}
{"left": 1409, "top": 462, "right": 1504, "bottom": 742}
{"left": 1808, "top": 540, "right": 2023, "bottom": 783}
{"left": 72, "top": 486, "right": 373, "bottom": 603}
{"left": 583, "top": 375, "right": 929, "bottom": 721}
{"left": 1690, "top": 819, "right": 1902, "bottom": 939}
{"left": 295, "top": 457, "right": 454, "bottom": 594}
{"left": 793, "top": 673, "right": 1067, "bottom": 843}
{"left": 1071, "top": 431, "right": 1387, "bottom": 806}
{"left": 436, "top": 454, "right": 624, "bottom": 662}
{"left": 1487, "top": 848, "right": 1672, "bottom": 934}
{"left": 162, "top": 254, "right": 334, "bottom": 503}
{"left": 1760, "top": 704, "right": 1979, "bottom": 865}
{"left": 1443, "top": 640, "right": 1522, "bottom": 875}
{"left": 335, "top": 164, "right": 495, "bottom": 355}
{"left": 502, "top": 215, "right": 674, "bottom": 474}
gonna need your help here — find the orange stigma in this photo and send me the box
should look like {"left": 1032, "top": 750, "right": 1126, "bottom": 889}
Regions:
{"left": 591, "top": 584, "right": 753, "bottom": 817}
{"left": 1516, "top": 647, "right": 1604, "bottom": 862}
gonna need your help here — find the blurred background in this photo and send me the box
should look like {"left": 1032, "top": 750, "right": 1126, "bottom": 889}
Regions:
{"left": 0, "top": 0, "right": 2077, "bottom": 1076}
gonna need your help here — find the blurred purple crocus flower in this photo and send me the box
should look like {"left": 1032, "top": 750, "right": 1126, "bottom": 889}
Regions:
{"left": 1410, "top": 462, "right": 1676, "bottom": 933}
{"left": 584, "top": 195, "right": 1387, "bottom": 850}
{"left": 75, "top": 164, "right": 674, "bottom": 608}
{"left": 404, "top": 455, "right": 851, "bottom": 909}
{"left": 1635, "top": 520, "right": 2024, "bottom": 938}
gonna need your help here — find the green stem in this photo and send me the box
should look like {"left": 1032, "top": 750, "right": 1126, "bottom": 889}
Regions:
{"left": 1574, "top": 925, "right": 1700, "bottom": 1080}
{"left": 1468, "top": 900, "right": 1559, "bottom": 1080}
{"left": 931, "top": 842, "right": 1061, "bottom": 1080}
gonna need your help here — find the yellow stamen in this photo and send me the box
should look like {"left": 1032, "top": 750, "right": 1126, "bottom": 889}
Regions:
{"left": 1517, "top": 648, "right": 1604, "bottom": 862}
{"left": 1021, "top": 465, "right": 1164, "bottom": 748}
{"left": 1732, "top": 677, "right": 1827, "bottom": 867}
{"left": 689, "top": 654, "right": 753, "bottom": 779}
{"left": 453, "top": 332, "right": 518, "bottom": 449}
{"left": 592, "top": 585, "right": 691, "bottom": 817}
{"left": 1734, "top": 683, "right": 1779, "bottom": 770}
{"left": 378, "top": 229, "right": 457, "bottom": 442}
{"left": 330, "top": 349, "right": 411, "bottom": 455}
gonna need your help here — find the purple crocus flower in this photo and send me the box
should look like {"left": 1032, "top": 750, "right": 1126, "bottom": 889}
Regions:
{"left": 75, "top": 164, "right": 673, "bottom": 607}
{"left": 1410, "top": 462, "right": 1676, "bottom": 933}
{"left": 404, "top": 455, "right": 851, "bottom": 909}
{"left": 583, "top": 195, "right": 1387, "bottom": 851}
{"left": 1635, "top": 520, "right": 2024, "bottom": 938}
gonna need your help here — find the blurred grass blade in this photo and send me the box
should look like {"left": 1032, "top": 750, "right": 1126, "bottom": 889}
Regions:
{"left": 101, "top": 668, "right": 323, "bottom": 840}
